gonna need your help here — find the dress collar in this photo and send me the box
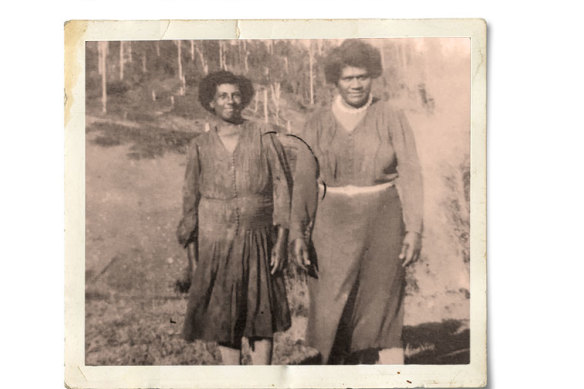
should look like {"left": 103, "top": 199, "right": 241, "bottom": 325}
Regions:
{"left": 333, "top": 93, "right": 373, "bottom": 114}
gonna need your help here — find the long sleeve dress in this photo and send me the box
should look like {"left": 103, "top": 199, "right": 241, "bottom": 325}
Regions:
{"left": 176, "top": 120, "right": 293, "bottom": 349}
{"left": 293, "top": 98, "right": 423, "bottom": 363}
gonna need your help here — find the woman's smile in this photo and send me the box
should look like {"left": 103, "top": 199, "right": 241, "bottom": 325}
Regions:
{"left": 337, "top": 66, "right": 372, "bottom": 108}
{"left": 210, "top": 83, "right": 243, "bottom": 123}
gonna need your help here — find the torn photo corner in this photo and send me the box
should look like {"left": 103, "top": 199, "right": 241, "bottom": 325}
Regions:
{"left": 65, "top": 18, "right": 487, "bottom": 389}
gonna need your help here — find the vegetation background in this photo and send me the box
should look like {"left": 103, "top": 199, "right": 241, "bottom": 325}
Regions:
{"left": 84, "top": 38, "right": 471, "bottom": 365}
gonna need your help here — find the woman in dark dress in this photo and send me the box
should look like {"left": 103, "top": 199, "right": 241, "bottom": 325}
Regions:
{"left": 291, "top": 40, "right": 424, "bottom": 364}
{"left": 176, "top": 71, "right": 295, "bottom": 365}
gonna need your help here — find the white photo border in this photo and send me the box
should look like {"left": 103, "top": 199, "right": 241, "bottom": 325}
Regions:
{"left": 65, "top": 19, "right": 487, "bottom": 389}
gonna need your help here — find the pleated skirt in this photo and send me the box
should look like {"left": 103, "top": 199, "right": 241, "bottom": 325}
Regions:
{"left": 182, "top": 197, "right": 291, "bottom": 349}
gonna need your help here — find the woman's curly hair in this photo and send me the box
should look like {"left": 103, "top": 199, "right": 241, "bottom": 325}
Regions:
{"left": 324, "top": 40, "right": 383, "bottom": 85}
{"left": 198, "top": 71, "right": 255, "bottom": 113}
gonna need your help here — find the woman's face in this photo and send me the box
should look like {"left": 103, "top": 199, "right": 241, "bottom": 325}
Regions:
{"left": 337, "top": 66, "right": 372, "bottom": 108}
{"left": 210, "top": 83, "right": 243, "bottom": 123}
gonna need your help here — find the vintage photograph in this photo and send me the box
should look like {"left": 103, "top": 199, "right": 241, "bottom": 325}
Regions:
{"left": 66, "top": 19, "right": 486, "bottom": 388}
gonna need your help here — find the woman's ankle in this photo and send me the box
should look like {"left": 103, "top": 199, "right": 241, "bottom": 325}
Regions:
{"left": 377, "top": 347, "right": 404, "bottom": 365}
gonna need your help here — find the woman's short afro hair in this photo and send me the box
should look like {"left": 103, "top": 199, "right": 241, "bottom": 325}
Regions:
{"left": 324, "top": 40, "right": 383, "bottom": 85}
{"left": 198, "top": 71, "right": 255, "bottom": 113}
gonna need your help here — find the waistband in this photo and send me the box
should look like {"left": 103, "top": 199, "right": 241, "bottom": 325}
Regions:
{"left": 200, "top": 194, "right": 271, "bottom": 203}
{"left": 320, "top": 182, "right": 395, "bottom": 196}
{"left": 198, "top": 195, "right": 274, "bottom": 231}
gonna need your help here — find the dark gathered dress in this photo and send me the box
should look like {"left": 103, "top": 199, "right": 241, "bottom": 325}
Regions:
{"left": 176, "top": 120, "right": 293, "bottom": 349}
{"left": 293, "top": 99, "right": 424, "bottom": 363}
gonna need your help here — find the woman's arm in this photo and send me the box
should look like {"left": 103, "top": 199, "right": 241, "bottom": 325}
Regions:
{"left": 290, "top": 120, "right": 320, "bottom": 272}
{"left": 265, "top": 133, "right": 292, "bottom": 274}
{"left": 389, "top": 108, "right": 424, "bottom": 266}
{"left": 176, "top": 139, "right": 201, "bottom": 249}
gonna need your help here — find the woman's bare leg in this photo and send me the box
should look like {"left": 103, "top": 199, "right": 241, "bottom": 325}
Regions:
{"left": 249, "top": 339, "right": 273, "bottom": 365}
{"left": 377, "top": 347, "right": 404, "bottom": 364}
{"left": 218, "top": 345, "right": 241, "bottom": 365}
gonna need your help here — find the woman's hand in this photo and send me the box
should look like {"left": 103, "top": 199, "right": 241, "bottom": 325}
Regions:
{"left": 291, "top": 238, "right": 311, "bottom": 272}
{"left": 270, "top": 227, "right": 288, "bottom": 275}
{"left": 187, "top": 242, "right": 198, "bottom": 264}
{"left": 400, "top": 232, "right": 422, "bottom": 267}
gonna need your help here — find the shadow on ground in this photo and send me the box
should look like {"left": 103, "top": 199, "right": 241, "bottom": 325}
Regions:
{"left": 403, "top": 319, "right": 469, "bottom": 364}
{"left": 293, "top": 319, "right": 470, "bottom": 365}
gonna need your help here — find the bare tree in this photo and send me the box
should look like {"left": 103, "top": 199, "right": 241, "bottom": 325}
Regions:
{"left": 97, "top": 41, "right": 108, "bottom": 113}
{"left": 176, "top": 40, "right": 185, "bottom": 95}
{"left": 253, "top": 86, "right": 259, "bottom": 113}
{"left": 119, "top": 41, "right": 124, "bottom": 80}
{"left": 270, "top": 82, "right": 281, "bottom": 125}
{"left": 308, "top": 44, "right": 315, "bottom": 105}
{"left": 195, "top": 44, "right": 208, "bottom": 74}
{"left": 219, "top": 41, "right": 227, "bottom": 71}
{"left": 315, "top": 39, "right": 323, "bottom": 56}
{"left": 243, "top": 41, "right": 249, "bottom": 73}
{"left": 263, "top": 87, "right": 269, "bottom": 123}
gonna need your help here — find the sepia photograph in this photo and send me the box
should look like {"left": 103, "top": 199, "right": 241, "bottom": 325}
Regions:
{"left": 65, "top": 19, "right": 486, "bottom": 388}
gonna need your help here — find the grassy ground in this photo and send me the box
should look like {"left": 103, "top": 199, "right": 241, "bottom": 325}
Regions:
{"left": 85, "top": 115, "right": 469, "bottom": 365}
{"left": 84, "top": 39, "right": 471, "bottom": 365}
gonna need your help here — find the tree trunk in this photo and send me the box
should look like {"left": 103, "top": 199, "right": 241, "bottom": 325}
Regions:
{"left": 119, "top": 41, "right": 124, "bottom": 80}
{"left": 176, "top": 40, "right": 185, "bottom": 95}
{"left": 177, "top": 40, "right": 183, "bottom": 80}
{"left": 254, "top": 88, "right": 259, "bottom": 113}
{"left": 263, "top": 88, "right": 269, "bottom": 123}
{"left": 238, "top": 41, "right": 243, "bottom": 65}
{"left": 219, "top": 41, "right": 226, "bottom": 70}
{"left": 156, "top": 41, "right": 160, "bottom": 57}
{"left": 316, "top": 39, "right": 323, "bottom": 56}
{"left": 128, "top": 41, "right": 133, "bottom": 62}
{"left": 243, "top": 41, "right": 249, "bottom": 73}
{"left": 98, "top": 42, "right": 108, "bottom": 113}
{"left": 97, "top": 42, "right": 103, "bottom": 76}
{"left": 142, "top": 53, "right": 147, "bottom": 73}
{"left": 196, "top": 45, "right": 208, "bottom": 74}
{"left": 270, "top": 82, "right": 281, "bottom": 125}
{"left": 190, "top": 40, "right": 195, "bottom": 61}
{"left": 308, "top": 46, "right": 314, "bottom": 105}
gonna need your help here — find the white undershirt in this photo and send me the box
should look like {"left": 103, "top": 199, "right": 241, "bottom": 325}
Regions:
{"left": 331, "top": 94, "right": 372, "bottom": 133}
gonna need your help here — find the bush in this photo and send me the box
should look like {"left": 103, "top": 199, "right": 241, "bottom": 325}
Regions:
{"left": 107, "top": 80, "right": 132, "bottom": 97}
